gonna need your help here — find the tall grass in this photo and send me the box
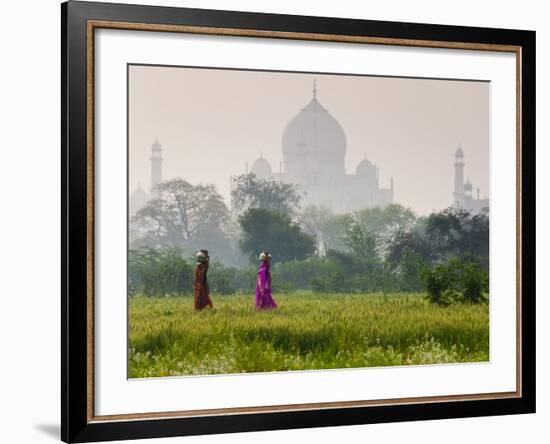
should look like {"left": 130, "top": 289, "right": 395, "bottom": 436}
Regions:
{"left": 128, "top": 292, "right": 489, "bottom": 378}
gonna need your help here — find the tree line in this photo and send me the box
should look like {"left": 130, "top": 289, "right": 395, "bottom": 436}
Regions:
{"left": 129, "top": 174, "right": 489, "bottom": 303}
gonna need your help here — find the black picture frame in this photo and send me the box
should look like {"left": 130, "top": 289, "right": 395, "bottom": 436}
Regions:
{"left": 61, "top": 1, "right": 536, "bottom": 442}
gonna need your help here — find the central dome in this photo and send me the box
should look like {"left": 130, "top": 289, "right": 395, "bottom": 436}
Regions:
{"left": 282, "top": 86, "right": 347, "bottom": 163}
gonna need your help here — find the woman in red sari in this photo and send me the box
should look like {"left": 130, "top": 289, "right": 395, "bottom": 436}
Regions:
{"left": 194, "top": 249, "right": 213, "bottom": 310}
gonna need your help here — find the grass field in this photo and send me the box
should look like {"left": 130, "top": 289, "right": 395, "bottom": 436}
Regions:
{"left": 128, "top": 292, "right": 489, "bottom": 378}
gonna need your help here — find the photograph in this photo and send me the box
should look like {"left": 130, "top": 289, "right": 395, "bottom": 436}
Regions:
{"left": 127, "top": 65, "right": 491, "bottom": 378}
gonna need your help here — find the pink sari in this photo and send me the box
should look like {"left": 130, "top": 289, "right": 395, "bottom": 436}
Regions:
{"left": 255, "top": 261, "right": 277, "bottom": 310}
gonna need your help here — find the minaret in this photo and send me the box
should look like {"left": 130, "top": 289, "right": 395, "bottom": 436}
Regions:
{"left": 150, "top": 140, "right": 163, "bottom": 194}
{"left": 313, "top": 79, "right": 317, "bottom": 99}
{"left": 453, "top": 145, "right": 465, "bottom": 207}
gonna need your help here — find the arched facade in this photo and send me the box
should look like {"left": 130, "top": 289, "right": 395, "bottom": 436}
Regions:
{"left": 249, "top": 83, "right": 393, "bottom": 213}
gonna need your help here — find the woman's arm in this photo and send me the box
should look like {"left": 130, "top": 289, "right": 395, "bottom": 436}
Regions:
{"left": 256, "top": 273, "right": 264, "bottom": 294}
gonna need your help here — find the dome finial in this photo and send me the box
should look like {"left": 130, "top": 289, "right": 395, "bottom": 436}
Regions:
{"left": 313, "top": 79, "right": 317, "bottom": 99}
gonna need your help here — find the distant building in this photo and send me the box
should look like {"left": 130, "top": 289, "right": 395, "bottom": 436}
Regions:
{"left": 243, "top": 81, "right": 393, "bottom": 213}
{"left": 452, "top": 146, "right": 489, "bottom": 214}
{"left": 129, "top": 140, "right": 163, "bottom": 216}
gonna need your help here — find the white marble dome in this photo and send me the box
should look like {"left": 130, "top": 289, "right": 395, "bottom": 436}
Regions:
{"left": 251, "top": 155, "right": 272, "bottom": 178}
{"left": 282, "top": 89, "right": 346, "bottom": 164}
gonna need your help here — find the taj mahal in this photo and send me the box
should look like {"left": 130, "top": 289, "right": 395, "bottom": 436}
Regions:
{"left": 244, "top": 81, "right": 394, "bottom": 213}
{"left": 130, "top": 81, "right": 488, "bottom": 218}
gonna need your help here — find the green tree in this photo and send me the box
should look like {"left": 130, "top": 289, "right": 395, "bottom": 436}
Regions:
{"left": 238, "top": 208, "right": 315, "bottom": 263}
{"left": 321, "top": 213, "right": 352, "bottom": 253}
{"left": 387, "top": 207, "right": 489, "bottom": 271}
{"left": 231, "top": 173, "right": 302, "bottom": 215}
{"left": 386, "top": 219, "right": 433, "bottom": 269}
{"left": 342, "top": 218, "right": 381, "bottom": 272}
{"left": 398, "top": 248, "right": 425, "bottom": 291}
{"left": 297, "top": 205, "right": 337, "bottom": 255}
{"left": 354, "top": 204, "right": 416, "bottom": 253}
{"left": 425, "top": 207, "right": 489, "bottom": 267}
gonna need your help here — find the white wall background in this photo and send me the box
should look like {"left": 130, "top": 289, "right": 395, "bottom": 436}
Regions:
{"left": 0, "top": 0, "right": 547, "bottom": 443}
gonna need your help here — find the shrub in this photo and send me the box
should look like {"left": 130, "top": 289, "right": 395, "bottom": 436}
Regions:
{"left": 231, "top": 267, "right": 257, "bottom": 294}
{"left": 274, "top": 258, "right": 343, "bottom": 292}
{"left": 129, "top": 247, "right": 193, "bottom": 297}
{"left": 421, "top": 262, "right": 456, "bottom": 305}
{"left": 439, "top": 289, "right": 464, "bottom": 307}
{"left": 461, "top": 261, "right": 489, "bottom": 303}
{"left": 421, "top": 257, "right": 488, "bottom": 306}
{"left": 207, "top": 262, "right": 238, "bottom": 295}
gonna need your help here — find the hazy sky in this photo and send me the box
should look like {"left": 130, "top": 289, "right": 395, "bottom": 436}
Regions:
{"left": 128, "top": 65, "right": 489, "bottom": 216}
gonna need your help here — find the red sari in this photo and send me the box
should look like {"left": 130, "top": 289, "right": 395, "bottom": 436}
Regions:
{"left": 194, "top": 262, "right": 213, "bottom": 310}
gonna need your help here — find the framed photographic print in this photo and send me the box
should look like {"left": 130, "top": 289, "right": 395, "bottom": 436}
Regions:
{"left": 61, "top": 1, "right": 536, "bottom": 442}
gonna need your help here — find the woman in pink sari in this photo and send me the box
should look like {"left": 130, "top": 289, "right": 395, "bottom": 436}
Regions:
{"left": 255, "top": 251, "right": 277, "bottom": 310}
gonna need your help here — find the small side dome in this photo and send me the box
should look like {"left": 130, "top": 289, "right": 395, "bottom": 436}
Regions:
{"left": 356, "top": 157, "right": 376, "bottom": 177}
{"left": 131, "top": 183, "right": 148, "bottom": 199}
{"left": 251, "top": 155, "right": 272, "bottom": 178}
{"left": 129, "top": 184, "right": 150, "bottom": 215}
{"left": 464, "top": 179, "right": 473, "bottom": 190}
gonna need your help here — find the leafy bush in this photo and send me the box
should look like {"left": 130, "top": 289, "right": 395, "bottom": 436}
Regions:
{"left": 461, "top": 261, "right": 489, "bottom": 303}
{"left": 439, "top": 289, "right": 464, "bottom": 307}
{"left": 421, "top": 257, "right": 488, "bottom": 306}
{"left": 230, "top": 267, "right": 257, "bottom": 294}
{"left": 274, "top": 258, "right": 342, "bottom": 292}
{"left": 129, "top": 247, "right": 193, "bottom": 297}
{"left": 207, "top": 262, "right": 238, "bottom": 295}
{"left": 421, "top": 262, "right": 456, "bottom": 305}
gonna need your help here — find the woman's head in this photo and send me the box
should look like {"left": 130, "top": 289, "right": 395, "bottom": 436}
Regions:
{"left": 259, "top": 251, "right": 271, "bottom": 262}
{"left": 196, "top": 249, "right": 209, "bottom": 264}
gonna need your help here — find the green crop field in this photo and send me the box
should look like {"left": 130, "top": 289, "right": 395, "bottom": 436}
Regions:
{"left": 128, "top": 292, "right": 489, "bottom": 378}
